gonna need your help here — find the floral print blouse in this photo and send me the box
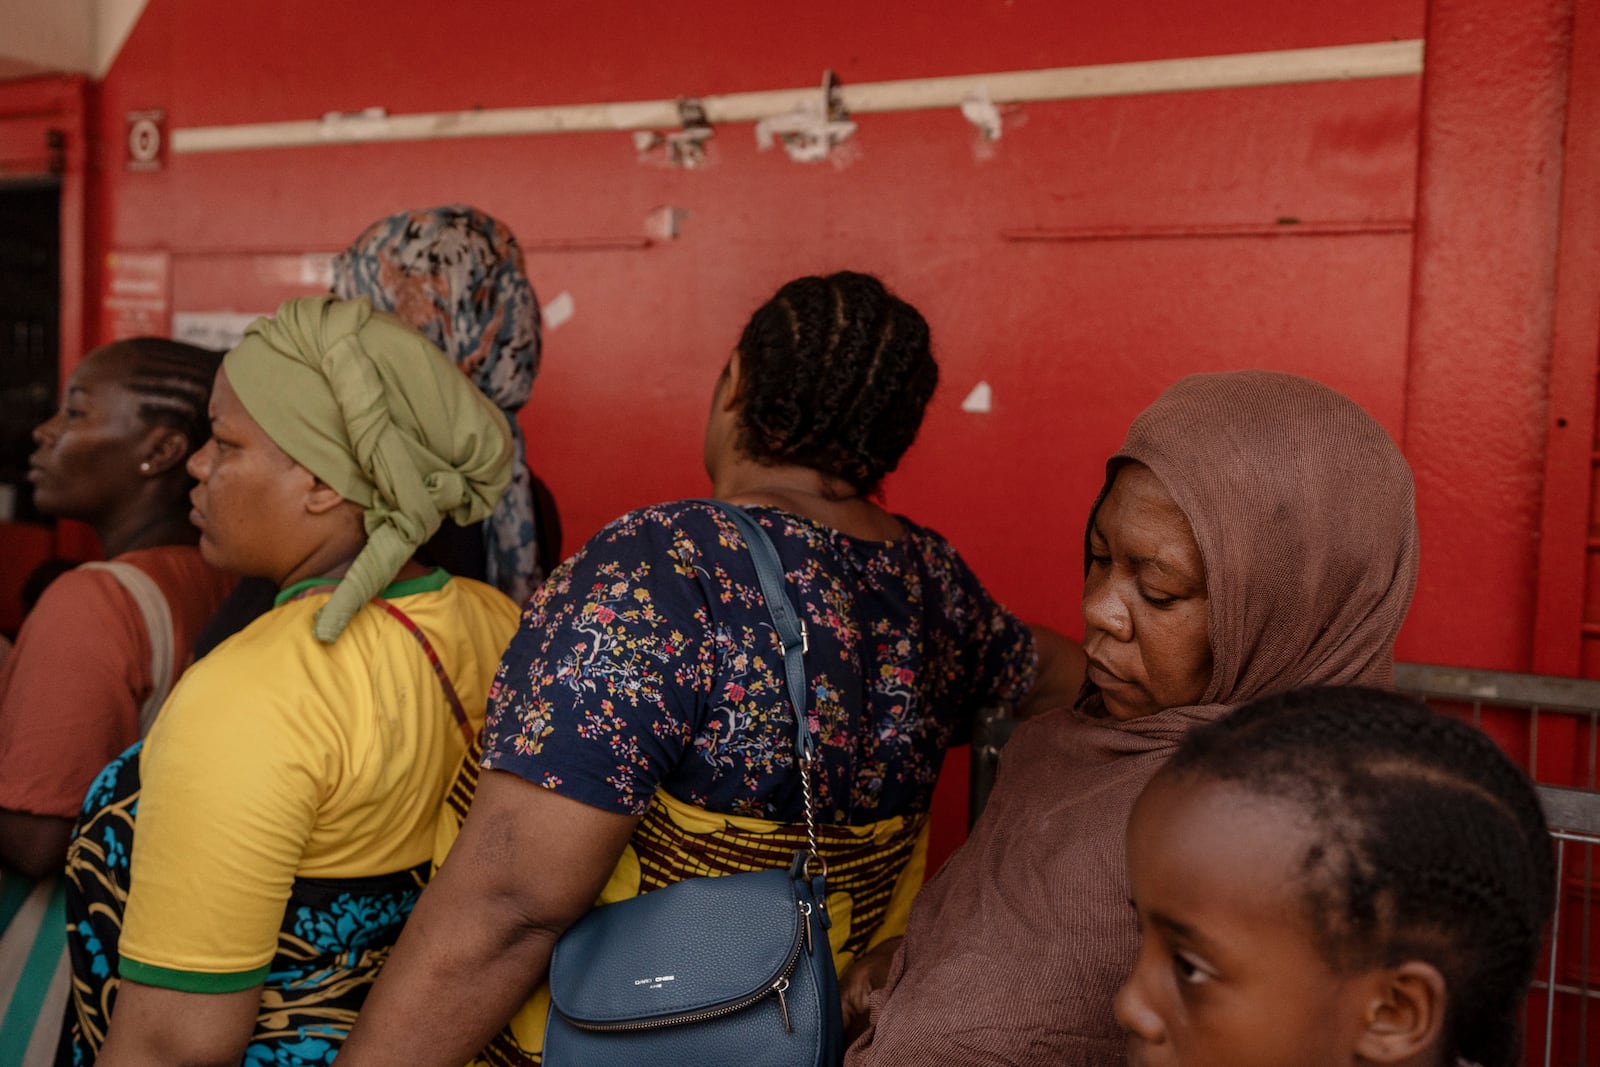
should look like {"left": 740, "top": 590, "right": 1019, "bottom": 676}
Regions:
{"left": 481, "top": 501, "right": 1037, "bottom": 825}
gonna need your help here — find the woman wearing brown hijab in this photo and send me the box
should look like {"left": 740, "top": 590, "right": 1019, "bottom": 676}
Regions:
{"left": 845, "top": 369, "right": 1420, "bottom": 1066}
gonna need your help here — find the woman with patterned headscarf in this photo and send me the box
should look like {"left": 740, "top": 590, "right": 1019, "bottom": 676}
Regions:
{"left": 58, "top": 296, "right": 522, "bottom": 1066}
{"left": 333, "top": 205, "right": 546, "bottom": 603}
{"left": 187, "top": 206, "right": 551, "bottom": 659}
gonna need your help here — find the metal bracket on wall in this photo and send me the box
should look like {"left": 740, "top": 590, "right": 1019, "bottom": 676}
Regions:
{"left": 664, "top": 97, "right": 713, "bottom": 168}
{"left": 754, "top": 70, "right": 857, "bottom": 163}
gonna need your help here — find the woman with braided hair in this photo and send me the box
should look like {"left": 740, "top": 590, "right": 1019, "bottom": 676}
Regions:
{"left": 0, "top": 339, "right": 234, "bottom": 1065}
{"left": 848, "top": 369, "right": 1420, "bottom": 1065}
{"left": 1, "top": 339, "right": 233, "bottom": 880}
{"left": 58, "top": 296, "right": 521, "bottom": 1065}
{"left": 1117, "top": 685, "right": 1555, "bottom": 1067}
{"left": 336, "top": 270, "right": 1083, "bottom": 1066}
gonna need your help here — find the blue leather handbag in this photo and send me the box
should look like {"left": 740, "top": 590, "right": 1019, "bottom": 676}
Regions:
{"left": 542, "top": 502, "right": 843, "bottom": 1067}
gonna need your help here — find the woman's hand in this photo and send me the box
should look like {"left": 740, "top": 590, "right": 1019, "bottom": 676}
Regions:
{"left": 841, "top": 936, "right": 903, "bottom": 1042}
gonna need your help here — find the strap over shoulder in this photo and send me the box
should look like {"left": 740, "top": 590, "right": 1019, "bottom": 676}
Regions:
{"left": 694, "top": 501, "right": 811, "bottom": 760}
{"left": 80, "top": 561, "right": 175, "bottom": 736}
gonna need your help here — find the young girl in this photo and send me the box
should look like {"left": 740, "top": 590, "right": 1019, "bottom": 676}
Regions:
{"left": 1116, "top": 685, "right": 1556, "bottom": 1067}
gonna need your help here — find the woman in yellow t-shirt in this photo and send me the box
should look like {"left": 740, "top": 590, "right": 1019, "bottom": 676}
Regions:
{"left": 59, "top": 295, "right": 521, "bottom": 1066}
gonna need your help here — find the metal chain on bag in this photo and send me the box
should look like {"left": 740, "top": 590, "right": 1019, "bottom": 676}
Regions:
{"left": 800, "top": 757, "right": 824, "bottom": 879}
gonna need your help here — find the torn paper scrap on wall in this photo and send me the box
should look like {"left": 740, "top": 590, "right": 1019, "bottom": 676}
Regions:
{"left": 755, "top": 108, "right": 858, "bottom": 163}
{"left": 644, "top": 206, "right": 688, "bottom": 241}
{"left": 960, "top": 381, "right": 993, "bottom": 414}
{"left": 542, "top": 291, "right": 575, "bottom": 330}
{"left": 633, "top": 98, "right": 715, "bottom": 169}
{"left": 755, "top": 69, "right": 857, "bottom": 164}
{"left": 960, "top": 87, "right": 1003, "bottom": 142}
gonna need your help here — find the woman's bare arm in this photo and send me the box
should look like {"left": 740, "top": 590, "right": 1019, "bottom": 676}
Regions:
{"left": 335, "top": 769, "right": 639, "bottom": 1066}
{"left": 95, "top": 983, "right": 260, "bottom": 1067}
{"left": 0, "top": 809, "right": 74, "bottom": 879}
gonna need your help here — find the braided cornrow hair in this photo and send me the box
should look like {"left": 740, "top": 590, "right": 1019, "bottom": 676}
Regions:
{"left": 1167, "top": 686, "right": 1555, "bottom": 1067}
{"left": 733, "top": 271, "right": 937, "bottom": 495}
{"left": 114, "top": 337, "right": 223, "bottom": 463}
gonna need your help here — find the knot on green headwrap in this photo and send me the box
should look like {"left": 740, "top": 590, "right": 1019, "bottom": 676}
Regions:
{"left": 224, "top": 295, "right": 514, "bottom": 642}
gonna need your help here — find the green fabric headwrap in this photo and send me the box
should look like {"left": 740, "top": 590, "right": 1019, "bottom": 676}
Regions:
{"left": 224, "top": 294, "right": 513, "bottom": 642}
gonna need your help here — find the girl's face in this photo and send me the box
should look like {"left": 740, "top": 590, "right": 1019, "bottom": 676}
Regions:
{"left": 1081, "top": 463, "right": 1212, "bottom": 720}
{"left": 1116, "top": 773, "right": 1383, "bottom": 1067}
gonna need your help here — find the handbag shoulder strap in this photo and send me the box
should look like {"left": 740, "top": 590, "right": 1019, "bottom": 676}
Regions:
{"left": 375, "top": 599, "right": 476, "bottom": 745}
{"left": 696, "top": 500, "right": 829, "bottom": 882}
{"left": 284, "top": 579, "right": 475, "bottom": 745}
{"left": 81, "top": 560, "right": 175, "bottom": 737}
{"left": 696, "top": 500, "right": 812, "bottom": 761}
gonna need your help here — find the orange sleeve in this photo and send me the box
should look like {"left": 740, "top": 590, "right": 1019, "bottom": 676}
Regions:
{"left": 0, "top": 567, "right": 147, "bottom": 818}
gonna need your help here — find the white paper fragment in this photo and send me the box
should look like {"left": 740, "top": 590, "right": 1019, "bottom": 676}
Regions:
{"left": 542, "top": 291, "right": 575, "bottom": 330}
{"left": 755, "top": 70, "right": 856, "bottom": 163}
{"left": 961, "top": 86, "right": 1003, "bottom": 142}
{"left": 173, "top": 311, "right": 267, "bottom": 351}
{"left": 755, "top": 109, "right": 857, "bottom": 163}
{"left": 299, "top": 253, "right": 334, "bottom": 287}
{"left": 960, "top": 381, "right": 993, "bottom": 414}
{"left": 664, "top": 126, "right": 713, "bottom": 168}
{"left": 633, "top": 127, "right": 713, "bottom": 169}
{"left": 644, "top": 206, "right": 687, "bottom": 241}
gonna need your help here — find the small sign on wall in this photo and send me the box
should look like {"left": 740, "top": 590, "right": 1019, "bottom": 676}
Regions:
{"left": 172, "top": 311, "right": 266, "bottom": 352}
{"left": 100, "top": 251, "right": 171, "bottom": 340}
{"left": 125, "top": 109, "right": 165, "bottom": 171}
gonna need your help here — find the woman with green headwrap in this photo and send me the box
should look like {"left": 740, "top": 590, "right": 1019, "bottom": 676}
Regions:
{"left": 57, "top": 295, "right": 522, "bottom": 1067}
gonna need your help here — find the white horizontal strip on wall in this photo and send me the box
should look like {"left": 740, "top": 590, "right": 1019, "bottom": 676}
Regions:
{"left": 171, "top": 39, "right": 1423, "bottom": 154}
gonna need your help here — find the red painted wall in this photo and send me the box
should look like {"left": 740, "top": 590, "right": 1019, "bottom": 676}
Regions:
{"left": 85, "top": 0, "right": 1425, "bottom": 607}
{"left": 8, "top": 0, "right": 1596, "bottom": 864}
{"left": 1405, "top": 0, "right": 1581, "bottom": 674}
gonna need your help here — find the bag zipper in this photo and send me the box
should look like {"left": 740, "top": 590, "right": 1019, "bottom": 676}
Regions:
{"left": 561, "top": 899, "right": 813, "bottom": 1034}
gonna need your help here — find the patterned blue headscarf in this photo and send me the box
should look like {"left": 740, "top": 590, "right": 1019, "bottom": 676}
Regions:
{"left": 332, "top": 205, "right": 543, "bottom": 603}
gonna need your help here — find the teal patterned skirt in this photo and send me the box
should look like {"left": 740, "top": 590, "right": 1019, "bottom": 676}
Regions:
{"left": 59, "top": 741, "right": 427, "bottom": 1066}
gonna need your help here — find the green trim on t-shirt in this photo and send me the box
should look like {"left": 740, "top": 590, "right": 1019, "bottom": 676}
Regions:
{"left": 381, "top": 567, "right": 451, "bottom": 599}
{"left": 274, "top": 576, "right": 336, "bottom": 607}
{"left": 120, "top": 957, "right": 270, "bottom": 993}
{"left": 274, "top": 567, "right": 450, "bottom": 608}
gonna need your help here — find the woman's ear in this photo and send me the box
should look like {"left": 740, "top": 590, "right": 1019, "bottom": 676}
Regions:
{"left": 720, "top": 349, "right": 743, "bottom": 412}
{"left": 140, "top": 428, "right": 190, "bottom": 476}
{"left": 304, "top": 477, "right": 349, "bottom": 516}
{"left": 1354, "top": 961, "right": 1446, "bottom": 1064}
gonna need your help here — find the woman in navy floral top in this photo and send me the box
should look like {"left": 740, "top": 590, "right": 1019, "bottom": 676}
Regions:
{"left": 484, "top": 499, "right": 1038, "bottom": 824}
{"left": 341, "top": 271, "right": 1085, "bottom": 1067}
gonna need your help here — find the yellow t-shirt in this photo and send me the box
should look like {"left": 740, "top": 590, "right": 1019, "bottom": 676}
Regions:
{"left": 119, "top": 570, "right": 518, "bottom": 992}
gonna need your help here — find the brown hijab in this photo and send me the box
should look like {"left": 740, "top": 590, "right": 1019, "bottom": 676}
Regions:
{"left": 847, "top": 370, "right": 1419, "bottom": 1066}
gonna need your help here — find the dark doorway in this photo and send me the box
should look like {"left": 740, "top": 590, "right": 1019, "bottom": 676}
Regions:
{"left": 0, "top": 179, "right": 60, "bottom": 526}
